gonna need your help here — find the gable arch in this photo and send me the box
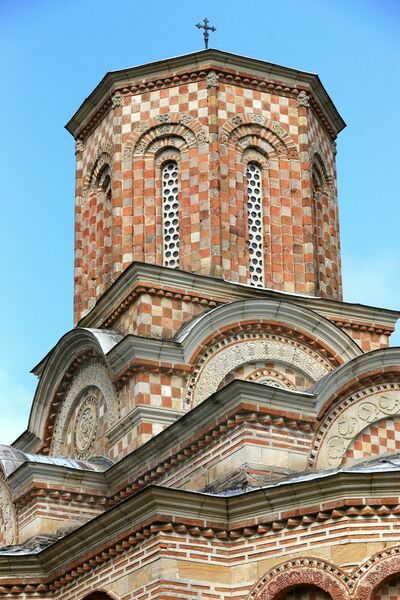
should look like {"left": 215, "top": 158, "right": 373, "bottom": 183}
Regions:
{"left": 27, "top": 328, "right": 122, "bottom": 449}
{"left": 176, "top": 298, "right": 362, "bottom": 364}
{"left": 308, "top": 348, "right": 400, "bottom": 468}
{"left": 175, "top": 298, "right": 362, "bottom": 408}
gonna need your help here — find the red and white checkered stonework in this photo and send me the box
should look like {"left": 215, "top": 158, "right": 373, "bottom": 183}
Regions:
{"left": 72, "top": 52, "right": 342, "bottom": 322}
{"left": 343, "top": 417, "right": 400, "bottom": 464}
{"left": 2, "top": 50, "right": 399, "bottom": 600}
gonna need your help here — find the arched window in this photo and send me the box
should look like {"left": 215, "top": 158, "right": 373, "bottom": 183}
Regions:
{"left": 161, "top": 160, "right": 180, "bottom": 268}
{"left": 246, "top": 162, "right": 264, "bottom": 287}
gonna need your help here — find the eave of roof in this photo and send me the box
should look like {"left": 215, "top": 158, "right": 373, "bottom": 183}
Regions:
{"left": 65, "top": 48, "right": 345, "bottom": 138}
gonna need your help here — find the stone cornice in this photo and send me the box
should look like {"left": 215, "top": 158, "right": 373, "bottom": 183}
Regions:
{"left": 106, "top": 404, "right": 185, "bottom": 447}
{"left": 2, "top": 476, "right": 400, "bottom": 593}
{"left": 9, "top": 461, "right": 107, "bottom": 502}
{"left": 10, "top": 379, "right": 315, "bottom": 507}
{"left": 77, "top": 262, "right": 400, "bottom": 334}
{"left": 65, "top": 49, "right": 345, "bottom": 141}
{"left": 104, "top": 379, "right": 316, "bottom": 493}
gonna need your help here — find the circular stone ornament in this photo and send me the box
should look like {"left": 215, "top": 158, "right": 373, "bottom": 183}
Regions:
{"left": 73, "top": 395, "right": 98, "bottom": 458}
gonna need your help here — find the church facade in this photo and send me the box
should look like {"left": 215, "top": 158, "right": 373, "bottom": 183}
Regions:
{"left": 1, "top": 49, "right": 400, "bottom": 599}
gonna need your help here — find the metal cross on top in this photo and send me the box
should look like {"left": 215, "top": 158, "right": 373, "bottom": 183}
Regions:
{"left": 196, "top": 18, "right": 216, "bottom": 49}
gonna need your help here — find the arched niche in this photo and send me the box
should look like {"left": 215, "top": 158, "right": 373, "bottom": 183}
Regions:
{"left": 81, "top": 591, "right": 119, "bottom": 600}
{"left": 277, "top": 586, "right": 332, "bottom": 600}
{"left": 249, "top": 558, "right": 349, "bottom": 600}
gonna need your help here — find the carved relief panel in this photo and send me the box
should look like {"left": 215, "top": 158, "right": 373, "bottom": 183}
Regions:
{"left": 186, "top": 332, "right": 331, "bottom": 407}
{"left": 313, "top": 384, "right": 400, "bottom": 469}
{"left": 51, "top": 359, "right": 119, "bottom": 459}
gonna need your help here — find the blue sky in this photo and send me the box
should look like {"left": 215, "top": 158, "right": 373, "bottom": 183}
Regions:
{"left": 0, "top": 0, "right": 399, "bottom": 444}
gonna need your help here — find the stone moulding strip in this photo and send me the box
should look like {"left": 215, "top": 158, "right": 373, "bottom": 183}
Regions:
{"left": 77, "top": 263, "right": 400, "bottom": 334}
{"left": 2, "top": 496, "right": 400, "bottom": 595}
{"left": 101, "top": 284, "right": 221, "bottom": 328}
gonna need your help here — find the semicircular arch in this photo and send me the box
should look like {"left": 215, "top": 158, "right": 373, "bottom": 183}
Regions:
{"left": 219, "top": 114, "right": 298, "bottom": 158}
{"left": 28, "top": 328, "right": 122, "bottom": 446}
{"left": 176, "top": 298, "right": 362, "bottom": 364}
{"left": 124, "top": 113, "right": 207, "bottom": 157}
{"left": 353, "top": 545, "right": 400, "bottom": 600}
{"left": 248, "top": 557, "right": 349, "bottom": 600}
{"left": 175, "top": 299, "right": 362, "bottom": 408}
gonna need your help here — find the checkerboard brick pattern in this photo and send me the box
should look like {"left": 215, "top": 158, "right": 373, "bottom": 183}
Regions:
{"left": 73, "top": 61, "right": 342, "bottom": 322}
{"left": 375, "top": 576, "right": 400, "bottom": 600}
{"left": 344, "top": 417, "right": 400, "bottom": 463}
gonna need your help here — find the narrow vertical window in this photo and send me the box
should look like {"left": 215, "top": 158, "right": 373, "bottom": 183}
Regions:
{"left": 246, "top": 162, "right": 264, "bottom": 287}
{"left": 162, "top": 161, "right": 180, "bottom": 268}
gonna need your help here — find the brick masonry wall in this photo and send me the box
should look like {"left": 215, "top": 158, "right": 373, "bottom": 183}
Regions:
{"left": 28, "top": 519, "right": 400, "bottom": 600}
{"left": 73, "top": 66, "right": 343, "bottom": 323}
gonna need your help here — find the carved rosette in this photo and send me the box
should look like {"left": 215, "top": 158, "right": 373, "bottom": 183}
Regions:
{"left": 51, "top": 359, "right": 119, "bottom": 457}
{"left": 73, "top": 394, "right": 98, "bottom": 459}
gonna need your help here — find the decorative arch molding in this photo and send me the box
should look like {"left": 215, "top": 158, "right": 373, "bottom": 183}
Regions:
{"left": 50, "top": 359, "right": 118, "bottom": 457}
{"left": 80, "top": 590, "right": 121, "bottom": 600}
{"left": 186, "top": 331, "right": 331, "bottom": 407}
{"left": 249, "top": 557, "right": 349, "bottom": 600}
{"left": 313, "top": 382, "right": 400, "bottom": 469}
{"left": 123, "top": 113, "right": 207, "bottom": 158}
{"left": 86, "top": 149, "right": 114, "bottom": 191}
{"left": 27, "top": 328, "right": 122, "bottom": 447}
{"left": 176, "top": 299, "right": 361, "bottom": 408}
{"left": 175, "top": 298, "right": 362, "bottom": 365}
{"left": 353, "top": 545, "right": 400, "bottom": 600}
{"left": 246, "top": 367, "right": 296, "bottom": 390}
{"left": 308, "top": 348, "right": 400, "bottom": 467}
{"left": 219, "top": 113, "right": 298, "bottom": 158}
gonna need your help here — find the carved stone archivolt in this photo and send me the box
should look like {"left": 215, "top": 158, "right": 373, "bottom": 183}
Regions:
{"left": 311, "top": 383, "right": 400, "bottom": 469}
{"left": 123, "top": 113, "right": 208, "bottom": 158}
{"left": 249, "top": 557, "right": 350, "bottom": 600}
{"left": 0, "top": 480, "right": 17, "bottom": 546}
{"left": 51, "top": 359, "right": 118, "bottom": 457}
{"left": 353, "top": 545, "right": 400, "bottom": 600}
{"left": 219, "top": 113, "right": 299, "bottom": 159}
{"left": 247, "top": 368, "right": 296, "bottom": 390}
{"left": 186, "top": 332, "right": 331, "bottom": 407}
